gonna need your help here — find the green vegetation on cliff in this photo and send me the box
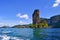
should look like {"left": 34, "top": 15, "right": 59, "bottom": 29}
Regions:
{"left": 30, "top": 18, "right": 48, "bottom": 28}
{"left": 0, "top": 15, "right": 60, "bottom": 28}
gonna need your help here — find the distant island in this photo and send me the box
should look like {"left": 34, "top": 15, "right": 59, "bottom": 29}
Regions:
{"left": 0, "top": 9, "right": 60, "bottom": 28}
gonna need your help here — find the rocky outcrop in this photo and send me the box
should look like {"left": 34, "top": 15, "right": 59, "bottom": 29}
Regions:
{"left": 40, "top": 18, "right": 50, "bottom": 25}
{"left": 43, "top": 15, "right": 60, "bottom": 27}
{"left": 32, "top": 9, "right": 40, "bottom": 25}
{"left": 41, "top": 15, "right": 60, "bottom": 26}
{"left": 52, "top": 20, "right": 60, "bottom": 28}
{"left": 50, "top": 15, "right": 60, "bottom": 24}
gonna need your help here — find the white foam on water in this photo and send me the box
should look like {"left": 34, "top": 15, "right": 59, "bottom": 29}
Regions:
{"left": 10, "top": 37, "right": 22, "bottom": 40}
{"left": 0, "top": 35, "right": 30, "bottom": 40}
{"left": 0, "top": 35, "right": 10, "bottom": 40}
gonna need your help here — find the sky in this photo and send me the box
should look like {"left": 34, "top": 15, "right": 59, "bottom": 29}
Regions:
{"left": 0, "top": 0, "right": 60, "bottom": 27}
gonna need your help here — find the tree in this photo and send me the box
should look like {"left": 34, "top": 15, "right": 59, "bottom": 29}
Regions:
{"left": 37, "top": 18, "right": 48, "bottom": 28}
{"left": 29, "top": 24, "right": 35, "bottom": 28}
{"left": 29, "top": 19, "right": 48, "bottom": 28}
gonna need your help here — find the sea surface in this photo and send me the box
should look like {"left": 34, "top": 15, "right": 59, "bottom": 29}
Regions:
{"left": 0, "top": 28, "right": 60, "bottom": 40}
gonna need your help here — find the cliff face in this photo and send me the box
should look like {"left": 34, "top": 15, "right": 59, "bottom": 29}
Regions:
{"left": 13, "top": 15, "right": 60, "bottom": 28}
{"left": 50, "top": 15, "right": 60, "bottom": 24}
{"left": 44, "top": 15, "right": 60, "bottom": 26}
{"left": 40, "top": 18, "right": 50, "bottom": 25}
{"left": 32, "top": 9, "right": 40, "bottom": 25}
{"left": 53, "top": 20, "right": 60, "bottom": 28}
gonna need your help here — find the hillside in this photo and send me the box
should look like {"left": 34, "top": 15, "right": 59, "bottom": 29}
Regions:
{"left": 0, "top": 15, "right": 60, "bottom": 28}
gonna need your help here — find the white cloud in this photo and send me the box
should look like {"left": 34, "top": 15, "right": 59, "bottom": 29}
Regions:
{"left": 0, "top": 23, "right": 9, "bottom": 27}
{"left": 0, "top": 22, "right": 18, "bottom": 27}
{"left": 52, "top": 0, "right": 60, "bottom": 7}
{"left": 19, "top": 21, "right": 29, "bottom": 25}
{"left": 17, "top": 13, "right": 29, "bottom": 19}
{"left": 0, "top": 23, "right": 4, "bottom": 27}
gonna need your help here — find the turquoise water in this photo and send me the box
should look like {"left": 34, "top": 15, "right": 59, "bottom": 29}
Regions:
{"left": 0, "top": 28, "right": 60, "bottom": 40}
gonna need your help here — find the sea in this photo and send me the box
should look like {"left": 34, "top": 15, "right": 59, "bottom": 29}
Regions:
{"left": 0, "top": 28, "right": 60, "bottom": 40}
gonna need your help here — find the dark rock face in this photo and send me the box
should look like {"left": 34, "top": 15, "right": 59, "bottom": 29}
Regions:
{"left": 45, "top": 15, "right": 60, "bottom": 26}
{"left": 39, "top": 15, "right": 60, "bottom": 27}
{"left": 32, "top": 9, "right": 48, "bottom": 28}
{"left": 41, "top": 18, "right": 50, "bottom": 25}
{"left": 50, "top": 15, "right": 60, "bottom": 24}
{"left": 53, "top": 20, "right": 60, "bottom": 28}
{"left": 32, "top": 9, "right": 40, "bottom": 24}
{"left": 32, "top": 9, "right": 60, "bottom": 28}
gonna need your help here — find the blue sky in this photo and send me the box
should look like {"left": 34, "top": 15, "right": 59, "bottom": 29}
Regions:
{"left": 0, "top": 0, "right": 60, "bottom": 26}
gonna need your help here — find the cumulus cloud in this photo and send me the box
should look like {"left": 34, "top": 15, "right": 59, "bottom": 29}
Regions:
{"left": 52, "top": 0, "right": 60, "bottom": 7}
{"left": 16, "top": 13, "right": 32, "bottom": 25}
{"left": 17, "top": 13, "right": 29, "bottom": 19}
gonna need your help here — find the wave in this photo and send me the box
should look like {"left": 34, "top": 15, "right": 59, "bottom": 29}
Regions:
{"left": 1, "top": 31, "right": 11, "bottom": 34}
{"left": 0, "top": 35, "right": 30, "bottom": 40}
